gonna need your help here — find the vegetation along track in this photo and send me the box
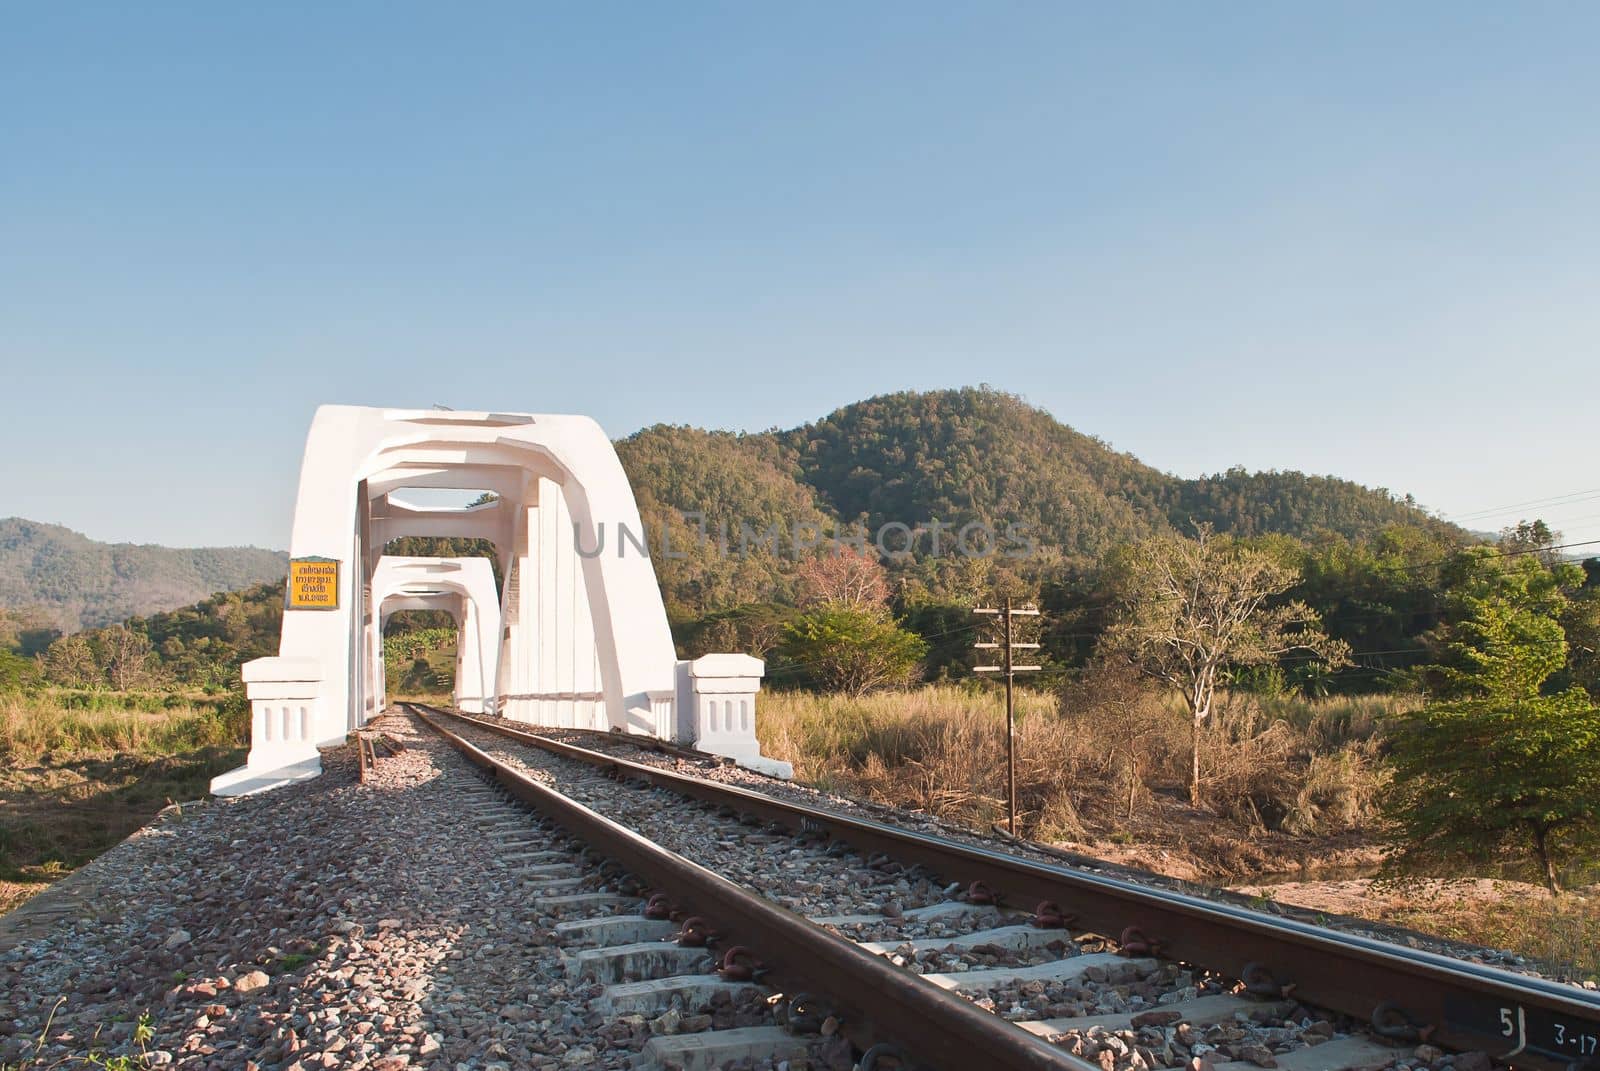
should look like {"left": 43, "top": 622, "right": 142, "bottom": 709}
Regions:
{"left": 404, "top": 703, "right": 1600, "bottom": 1071}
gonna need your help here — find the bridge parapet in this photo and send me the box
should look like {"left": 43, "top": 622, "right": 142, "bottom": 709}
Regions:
{"left": 682, "top": 655, "right": 792, "bottom": 779}
{"left": 212, "top": 657, "right": 325, "bottom": 796}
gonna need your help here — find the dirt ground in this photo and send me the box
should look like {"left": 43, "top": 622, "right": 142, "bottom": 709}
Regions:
{"left": 1048, "top": 783, "right": 1387, "bottom": 884}
{"left": 1045, "top": 799, "right": 1600, "bottom": 981}
{"left": 1225, "top": 876, "right": 1600, "bottom": 979}
{"left": 1227, "top": 876, "right": 1540, "bottom": 917}
{"left": 0, "top": 747, "right": 242, "bottom": 914}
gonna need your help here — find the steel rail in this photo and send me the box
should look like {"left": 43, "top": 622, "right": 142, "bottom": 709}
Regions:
{"left": 406, "top": 705, "right": 1090, "bottom": 1071}
{"left": 417, "top": 704, "right": 1600, "bottom": 1071}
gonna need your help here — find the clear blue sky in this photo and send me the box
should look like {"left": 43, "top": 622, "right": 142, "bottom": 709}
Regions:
{"left": 4, "top": 4, "right": 1598, "bottom": 551}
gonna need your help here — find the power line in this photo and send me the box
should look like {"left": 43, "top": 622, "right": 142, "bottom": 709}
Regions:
{"left": 1443, "top": 487, "right": 1600, "bottom": 523}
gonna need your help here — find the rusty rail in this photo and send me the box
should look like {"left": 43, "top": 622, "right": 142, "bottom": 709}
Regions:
{"left": 355, "top": 732, "right": 372, "bottom": 782}
{"left": 407, "top": 704, "right": 1089, "bottom": 1071}
{"left": 413, "top": 703, "right": 1600, "bottom": 1071}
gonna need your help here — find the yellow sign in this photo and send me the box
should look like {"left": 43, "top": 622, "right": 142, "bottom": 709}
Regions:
{"left": 286, "top": 557, "right": 340, "bottom": 610}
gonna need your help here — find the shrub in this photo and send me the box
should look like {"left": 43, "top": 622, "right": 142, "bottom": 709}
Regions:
{"left": 775, "top": 607, "right": 928, "bottom": 695}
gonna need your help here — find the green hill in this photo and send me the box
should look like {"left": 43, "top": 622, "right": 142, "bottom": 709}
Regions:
{"left": 610, "top": 387, "right": 1464, "bottom": 617}
{"left": 616, "top": 425, "right": 836, "bottom": 614}
{"left": 0, "top": 518, "right": 287, "bottom": 633}
{"left": 625, "top": 386, "right": 1457, "bottom": 559}
{"left": 773, "top": 388, "right": 1172, "bottom": 560}
{"left": 1163, "top": 466, "right": 1454, "bottom": 540}
{"left": 770, "top": 388, "right": 1458, "bottom": 551}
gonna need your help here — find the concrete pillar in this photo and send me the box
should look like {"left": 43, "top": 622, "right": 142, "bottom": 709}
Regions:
{"left": 683, "top": 655, "right": 792, "bottom": 779}
{"left": 499, "top": 481, "right": 608, "bottom": 729}
{"left": 212, "top": 657, "right": 324, "bottom": 795}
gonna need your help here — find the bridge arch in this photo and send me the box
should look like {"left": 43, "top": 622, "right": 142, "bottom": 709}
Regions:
{"left": 369, "top": 556, "right": 500, "bottom": 715}
{"left": 212, "top": 405, "right": 787, "bottom": 796}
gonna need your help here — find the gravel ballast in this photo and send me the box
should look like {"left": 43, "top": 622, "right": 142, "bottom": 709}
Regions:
{"left": 0, "top": 707, "right": 1568, "bottom": 1071}
{"left": 2, "top": 716, "right": 658, "bottom": 1069}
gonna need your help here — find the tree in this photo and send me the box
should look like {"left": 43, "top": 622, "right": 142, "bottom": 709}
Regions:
{"left": 1382, "top": 693, "right": 1600, "bottom": 893}
{"left": 0, "top": 607, "right": 61, "bottom": 658}
{"left": 40, "top": 633, "right": 102, "bottom": 688}
{"left": 1559, "top": 578, "right": 1600, "bottom": 697}
{"left": 677, "top": 603, "right": 794, "bottom": 660}
{"left": 1060, "top": 658, "right": 1165, "bottom": 820}
{"left": 102, "top": 624, "right": 159, "bottom": 691}
{"left": 0, "top": 650, "right": 40, "bottom": 692}
{"left": 1421, "top": 544, "right": 1582, "bottom": 698}
{"left": 778, "top": 607, "right": 928, "bottom": 696}
{"left": 1499, "top": 518, "right": 1562, "bottom": 566}
{"left": 1382, "top": 546, "right": 1600, "bottom": 893}
{"left": 1288, "top": 524, "right": 1459, "bottom": 692}
{"left": 796, "top": 547, "right": 890, "bottom": 610}
{"left": 1099, "top": 527, "right": 1349, "bottom": 807}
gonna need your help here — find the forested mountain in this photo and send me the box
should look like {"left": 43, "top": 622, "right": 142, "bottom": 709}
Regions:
{"left": 1165, "top": 467, "right": 1456, "bottom": 541}
{"left": 622, "top": 389, "right": 1457, "bottom": 560}
{"left": 768, "top": 388, "right": 1456, "bottom": 550}
{"left": 774, "top": 388, "right": 1170, "bottom": 560}
{"left": 0, "top": 518, "right": 287, "bottom": 633}
{"left": 615, "top": 426, "right": 835, "bottom": 613}
{"left": 614, "top": 388, "right": 1462, "bottom": 614}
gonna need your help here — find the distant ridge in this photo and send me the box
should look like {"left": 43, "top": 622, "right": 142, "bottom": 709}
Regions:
{"left": 0, "top": 517, "right": 287, "bottom": 632}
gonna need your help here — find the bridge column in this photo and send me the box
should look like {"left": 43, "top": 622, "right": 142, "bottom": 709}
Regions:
{"left": 496, "top": 482, "right": 608, "bottom": 729}
{"left": 454, "top": 591, "right": 492, "bottom": 714}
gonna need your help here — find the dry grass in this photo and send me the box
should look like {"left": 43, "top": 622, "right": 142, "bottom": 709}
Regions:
{"left": 758, "top": 684, "right": 1066, "bottom": 831}
{"left": 0, "top": 691, "right": 248, "bottom": 909}
{"left": 757, "top": 684, "right": 1400, "bottom": 848}
{"left": 1402, "top": 888, "right": 1600, "bottom": 981}
{"left": 0, "top": 691, "right": 244, "bottom": 761}
{"left": 1201, "top": 693, "right": 1401, "bottom": 836}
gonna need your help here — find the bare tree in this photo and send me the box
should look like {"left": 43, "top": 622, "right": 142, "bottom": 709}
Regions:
{"left": 102, "top": 624, "right": 157, "bottom": 691}
{"left": 797, "top": 546, "right": 890, "bottom": 611}
{"left": 1100, "top": 526, "right": 1349, "bottom": 808}
{"left": 1061, "top": 657, "right": 1166, "bottom": 820}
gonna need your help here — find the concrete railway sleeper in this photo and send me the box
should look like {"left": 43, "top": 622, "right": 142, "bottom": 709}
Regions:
{"left": 405, "top": 704, "right": 1600, "bottom": 1071}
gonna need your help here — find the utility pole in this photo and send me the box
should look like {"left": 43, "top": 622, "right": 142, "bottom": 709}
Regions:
{"left": 973, "top": 596, "right": 1041, "bottom": 835}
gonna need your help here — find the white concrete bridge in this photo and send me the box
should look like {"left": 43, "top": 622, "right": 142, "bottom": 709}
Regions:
{"left": 212, "top": 405, "right": 789, "bottom": 796}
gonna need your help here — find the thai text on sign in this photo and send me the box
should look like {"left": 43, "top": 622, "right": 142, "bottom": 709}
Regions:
{"left": 286, "top": 557, "right": 340, "bottom": 610}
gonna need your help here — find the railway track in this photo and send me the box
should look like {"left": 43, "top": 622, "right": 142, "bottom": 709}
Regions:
{"left": 402, "top": 702, "right": 1600, "bottom": 1071}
